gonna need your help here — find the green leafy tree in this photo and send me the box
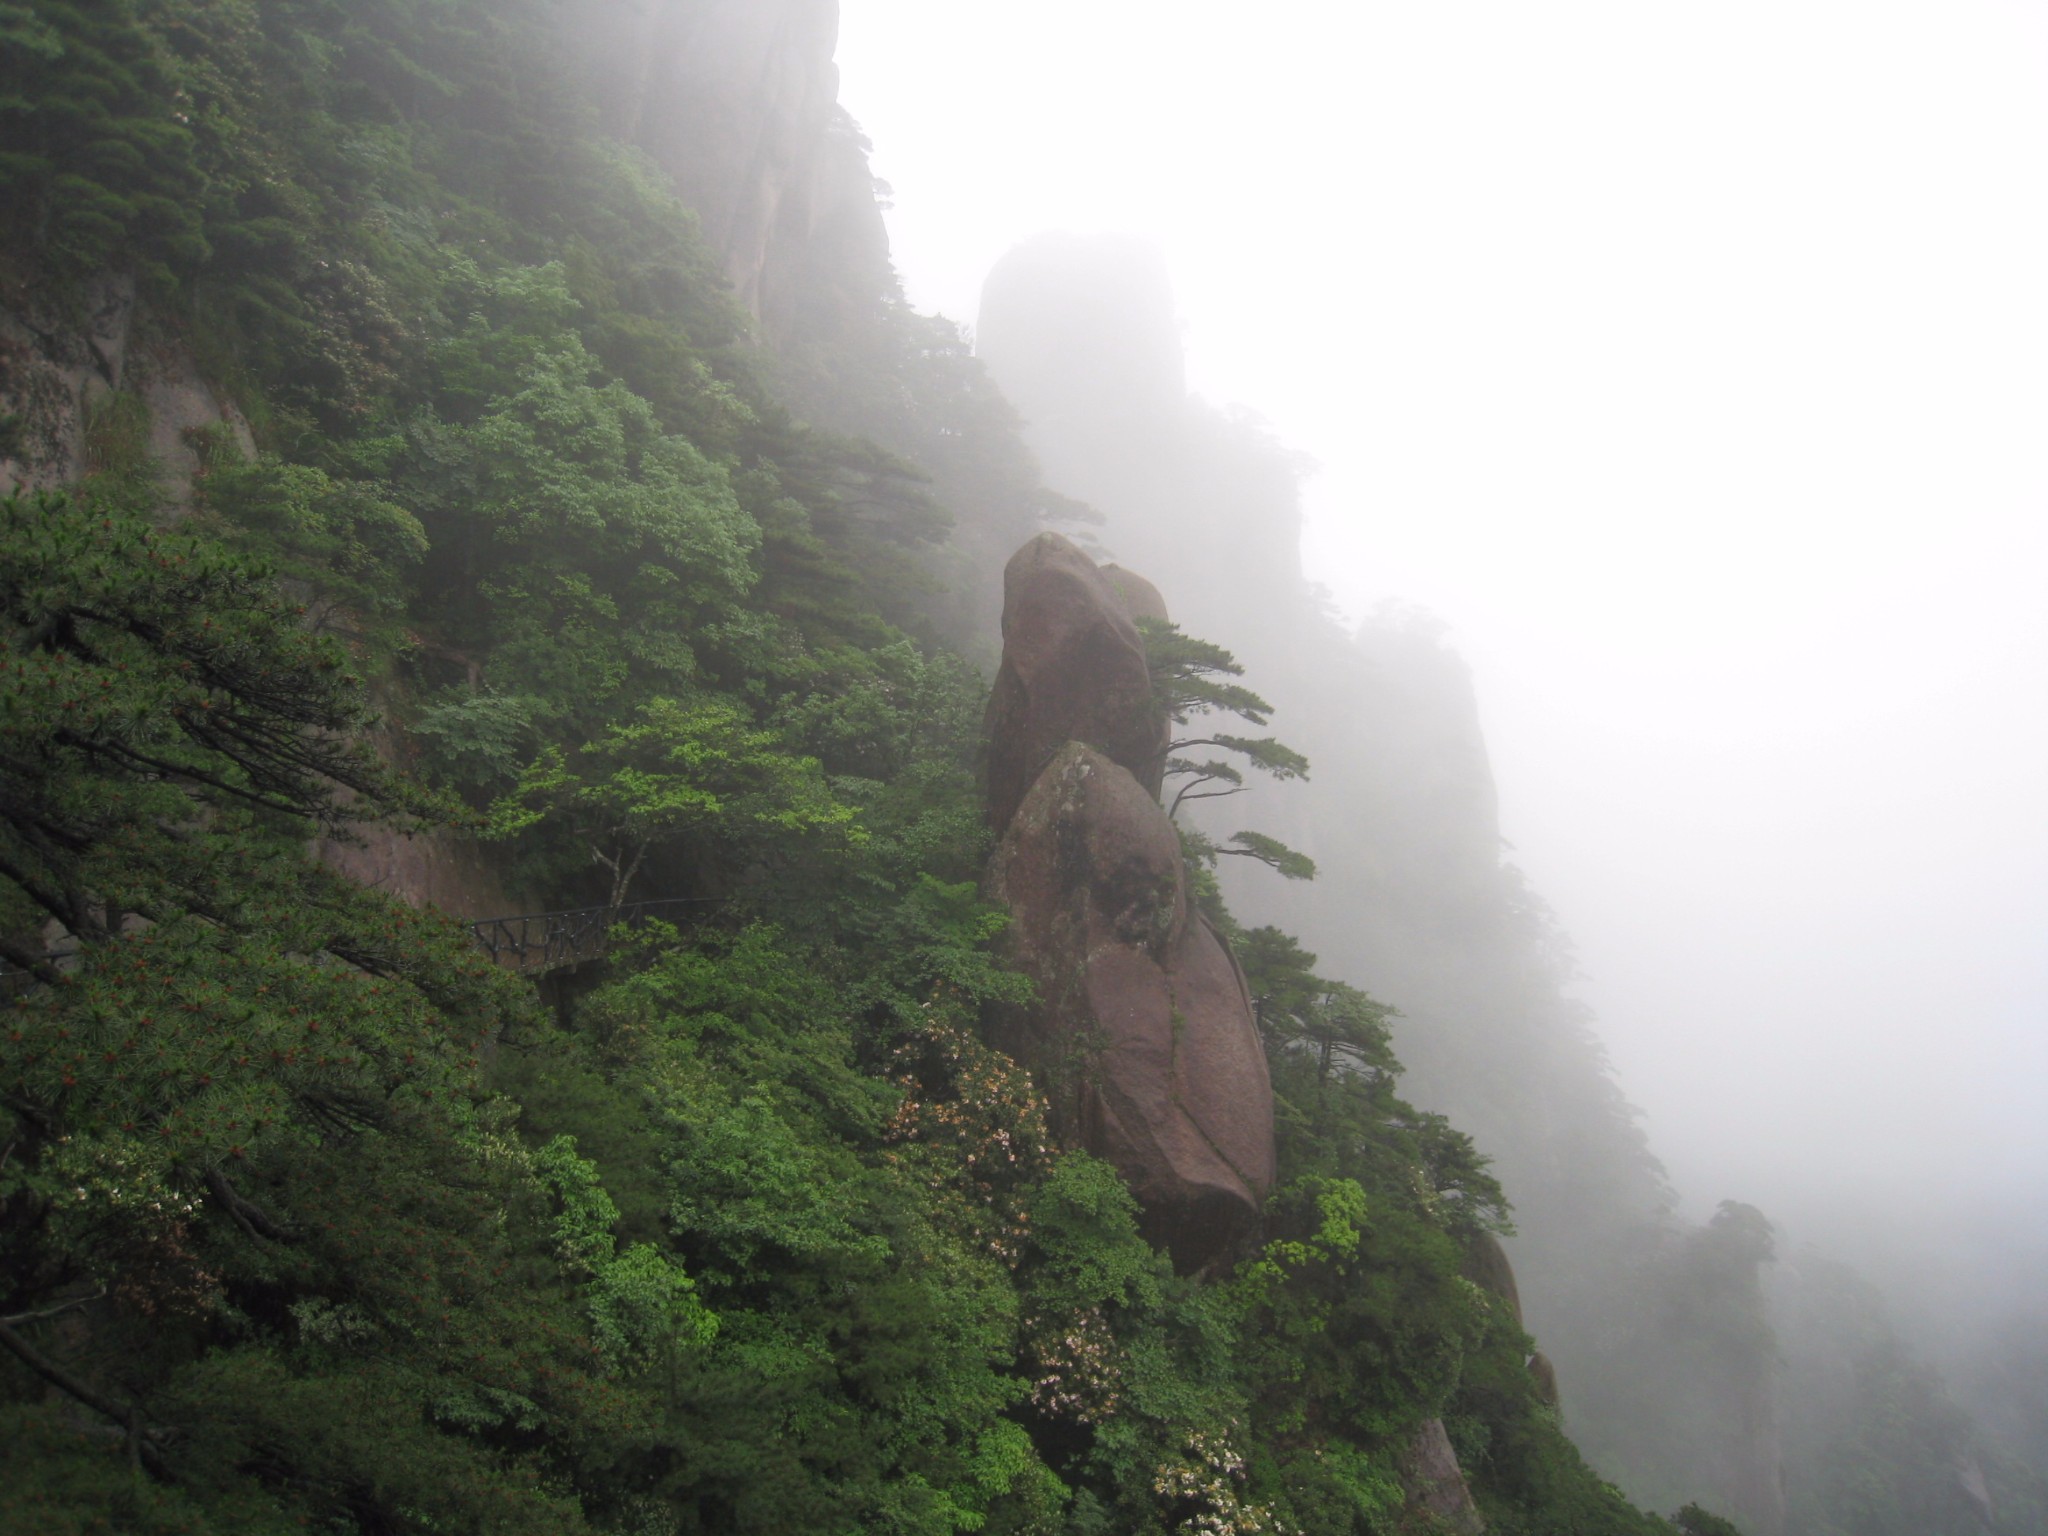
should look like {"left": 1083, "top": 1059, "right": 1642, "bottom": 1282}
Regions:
{"left": 0, "top": 490, "right": 401, "bottom": 976}
{"left": 385, "top": 271, "right": 763, "bottom": 726}
{"left": 1240, "top": 928, "right": 1396, "bottom": 1086}
{"left": 489, "top": 695, "right": 863, "bottom": 907}
{"left": 0, "top": 0, "right": 209, "bottom": 280}
{"left": 194, "top": 449, "right": 428, "bottom": 637}
{"left": 499, "top": 925, "right": 1066, "bottom": 1533}
{"left": 0, "top": 491, "right": 660, "bottom": 1532}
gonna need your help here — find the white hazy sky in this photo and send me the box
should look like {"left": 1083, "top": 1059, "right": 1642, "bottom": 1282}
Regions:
{"left": 835, "top": 1, "right": 2048, "bottom": 1289}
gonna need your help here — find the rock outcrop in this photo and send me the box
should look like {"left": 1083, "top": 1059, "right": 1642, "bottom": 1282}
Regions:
{"left": 984, "top": 537, "right": 1273, "bottom": 1271}
{"left": 984, "top": 533, "right": 1168, "bottom": 832}
{"left": 0, "top": 269, "right": 253, "bottom": 498}
{"left": 317, "top": 825, "right": 515, "bottom": 933}
{"left": 1098, "top": 563, "right": 1170, "bottom": 625}
{"left": 1464, "top": 1230, "right": 1526, "bottom": 1326}
{"left": 1465, "top": 1232, "right": 1564, "bottom": 1411}
{"left": 1400, "top": 1418, "right": 1488, "bottom": 1535}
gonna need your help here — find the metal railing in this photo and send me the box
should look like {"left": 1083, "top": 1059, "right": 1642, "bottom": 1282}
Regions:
{"left": 462, "top": 897, "right": 727, "bottom": 976}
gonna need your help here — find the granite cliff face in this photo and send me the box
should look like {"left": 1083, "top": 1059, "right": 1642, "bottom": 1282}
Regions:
{"left": 984, "top": 534, "right": 1274, "bottom": 1272}
{"left": 1400, "top": 1418, "right": 1488, "bottom": 1536}
{"left": 579, "top": 0, "right": 889, "bottom": 344}
{"left": 0, "top": 270, "right": 253, "bottom": 499}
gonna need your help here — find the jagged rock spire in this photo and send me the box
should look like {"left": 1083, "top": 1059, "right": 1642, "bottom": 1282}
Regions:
{"left": 984, "top": 535, "right": 1273, "bottom": 1271}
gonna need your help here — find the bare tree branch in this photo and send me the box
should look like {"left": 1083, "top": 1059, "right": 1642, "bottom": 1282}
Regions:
{"left": 3, "top": 1287, "right": 107, "bottom": 1326}
{"left": 1168, "top": 782, "right": 1249, "bottom": 819}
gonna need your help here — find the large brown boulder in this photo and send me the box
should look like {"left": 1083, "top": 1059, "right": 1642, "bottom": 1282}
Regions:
{"left": 1400, "top": 1418, "right": 1487, "bottom": 1534}
{"left": 1462, "top": 1230, "right": 1525, "bottom": 1327}
{"left": 984, "top": 533, "right": 1167, "bottom": 832}
{"left": 1461, "top": 1233, "right": 1566, "bottom": 1410}
{"left": 1099, "top": 563, "right": 1169, "bottom": 624}
{"left": 988, "top": 742, "right": 1274, "bottom": 1270}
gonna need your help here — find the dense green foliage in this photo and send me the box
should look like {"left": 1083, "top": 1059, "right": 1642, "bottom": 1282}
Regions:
{"left": 0, "top": 0, "right": 208, "bottom": 281}
{"left": 2, "top": 3, "right": 1746, "bottom": 1532}
{"left": 2, "top": 491, "right": 621, "bottom": 1533}
{"left": 2, "top": 486, "right": 1680, "bottom": 1533}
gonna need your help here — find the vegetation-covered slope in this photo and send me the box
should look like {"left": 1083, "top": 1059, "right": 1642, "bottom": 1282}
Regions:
{"left": 3, "top": 3, "right": 1763, "bottom": 1532}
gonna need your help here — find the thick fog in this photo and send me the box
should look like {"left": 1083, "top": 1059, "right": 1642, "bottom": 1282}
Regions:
{"left": 838, "top": 0, "right": 2048, "bottom": 1346}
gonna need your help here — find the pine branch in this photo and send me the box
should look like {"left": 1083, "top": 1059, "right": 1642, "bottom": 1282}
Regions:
{"left": 1168, "top": 782, "right": 1249, "bottom": 819}
{"left": 203, "top": 1168, "right": 298, "bottom": 1244}
{"left": 0, "top": 1314, "right": 175, "bottom": 1465}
